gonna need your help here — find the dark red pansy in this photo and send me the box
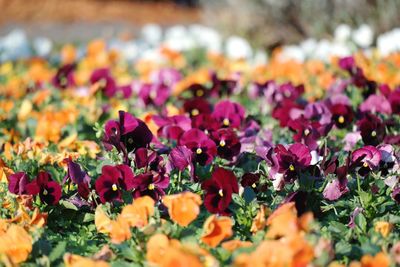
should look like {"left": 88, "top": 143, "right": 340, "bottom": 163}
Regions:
{"left": 191, "top": 113, "right": 220, "bottom": 133}
{"left": 330, "top": 103, "right": 354, "bottom": 129}
{"left": 188, "top": 83, "right": 209, "bottom": 98}
{"left": 183, "top": 98, "right": 212, "bottom": 117}
{"left": 26, "top": 171, "right": 62, "bottom": 205}
{"left": 95, "top": 165, "right": 134, "bottom": 203}
{"left": 131, "top": 172, "right": 169, "bottom": 200}
{"left": 103, "top": 111, "right": 153, "bottom": 157}
{"left": 392, "top": 187, "right": 400, "bottom": 204}
{"left": 240, "top": 173, "right": 260, "bottom": 192}
{"left": 52, "top": 64, "right": 76, "bottom": 89}
{"left": 357, "top": 113, "right": 386, "bottom": 146}
{"left": 351, "top": 146, "right": 381, "bottom": 176}
{"left": 167, "top": 146, "right": 193, "bottom": 172}
{"left": 8, "top": 172, "right": 29, "bottom": 195}
{"left": 272, "top": 99, "right": 304, "bottom": 127}
{"left": 388, "top": 88, "right": 400, "bottom": 114}
{"left": 202, "top": 168, "right": 239, "bottom": 215}
{"left": 287, "top": 117, "right": 321, "bottom": 150}
{"left": 212, "top": 100, "right": 245, "bottom": 129}
{"left": 178, "top": 129, "right": 217, "bottom": 166}
{"left": 64, "top": 158, "right": 91, "bottom": 199}
{"left": 90, "top": 68, "right": 117, "bottom": 97}
{"left": 211, "top": 128, "right": 241, "bottom": 160}
{"left": 274, "top": 143, "right": 312, "bottom": 182}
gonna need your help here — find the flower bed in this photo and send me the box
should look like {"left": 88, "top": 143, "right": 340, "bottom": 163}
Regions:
{"left": 0, "top": 27, "right": 399, "bottom": 266}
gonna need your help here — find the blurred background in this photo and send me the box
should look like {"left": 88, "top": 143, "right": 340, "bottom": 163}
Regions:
{"left": 1, "top": 0, "right": 400, "bottom": 48}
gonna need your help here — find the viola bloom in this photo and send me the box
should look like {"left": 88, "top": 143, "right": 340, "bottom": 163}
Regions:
{"left": 138, "top": 82, "right": 170, "bottom": 106}
{"left": 90, "top": 68, "right": 117, "bottom": 97}
{"left": 52, "top": 64, "right": 76, "bottom": 89}
{"left": 152, "top": 115, "right": 191, "bottom": 140}
{"left": 287, "top": 117, "right": 321, "bottom": 150}
{"left": 274, "top": 143, "right": 312, "bottom": 182}
{"left": 26, "top": 171, "right": 62, "bottom": 205}
{"left": 212, "top": 100, "right": 245, "bottom": 129}
{"left": 357, "top": 113, "right": 386, "bottom": 146}
{"left": 179, "top": 129, "right": 217, "bottom": 166}
{"left": 131, "top": 172, "right": 169, "bottom": 200}
{"left": 201, "top": 215, "right": 233, "bottom": 247}
{"left": 330, "top": 103, "right": 354, "bottom": 129}
{"left": 202, "top": 168, "right": 239, "bottom": 215}
{"left": 183, "top": 98, "right": 212, "bottom": 117}
{"left": 103, "top": 110, "right": 153, "bottom": 156}
{"left": 211, "top": 128, "right": 241, "bottom": 160}
{"left": 95, "top": 165, "right": 134, "bottom": 203}
{"left": 240, "top": 172, "right": 261, "bottom": 192}
{"left": 8, "top": 172, "right": 29, "bottom": 195}
{"left": 64, "top": 158, "right": 91, "bottom": 199}
{"left": 162, "top": 192, "right": 202, "bottom": 227}
{"left": 351, "top": 146, "right": 382, "bottom": 176}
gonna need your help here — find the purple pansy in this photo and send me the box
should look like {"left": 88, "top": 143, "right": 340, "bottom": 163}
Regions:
{"left": 178, "top": 129, "right": 217, "bottom": 166}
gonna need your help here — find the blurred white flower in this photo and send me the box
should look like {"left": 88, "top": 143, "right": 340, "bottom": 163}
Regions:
{"left": 225, "top": 36, "right": 252, "bottom": 60}
{"left": 334, "top": 24, "right": 352, "bottom": 43}
{"left": 377, "top": 28, "right": 400, "bottom": 56}
{"left": 188, "top": 24, "right": 222, "bottom": 53}
{"left": 141, "top": 24, "right": 162, "bottom": 46}
{"left": 352, "top": 24, "right": 374, "bottom": 48}
{"left": 0, "top": 29, "right": 30, "bottom": 61}
{"left": 33, "top": 37, "right": 52, "bottom": 57}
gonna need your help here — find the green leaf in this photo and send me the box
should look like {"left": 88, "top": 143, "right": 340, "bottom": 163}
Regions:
{"left": 49, "top": 241, "right": 67, "bottom": 262}
{"left": 59, "top": 200, "right": 78, "bottom": 211}
{"left": 355, "top": 213, "right": 367, "bottom": 233}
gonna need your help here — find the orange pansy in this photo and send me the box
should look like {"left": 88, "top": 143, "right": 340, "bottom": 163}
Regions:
{"left": 119, "top": 196, "right": 155, "bottom": 228}
{"left": 162, "top": 192, "right": 202, "bottom": 227}
{"left": 266, "top": 202, "right": 299, "bottom": 238}
{"left": 221, "top": 240, "right": 252, "bottom": 252}
{"left": 201, "top": 215, "right": 233, "bottom": 248}
{"left": 250, "top": 205, "right": 268, "bottom": 233}
{"left": 360, "top": 252, "right": 390, "bottom": 267}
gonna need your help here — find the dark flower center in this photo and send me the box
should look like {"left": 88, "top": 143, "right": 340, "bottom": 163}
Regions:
{"left": 219, "top": 140, "right": 226, "bottom": 147}
{"left": 289, "top": 164, "right": 295, "bottom": 171}
{"left": 191, "top": 109, "right": 200, "bottom": 116}
{"left": 371, "top": 131, "right": 377, "bottom": 137}
{"left": 148, "top": 183, "right": 155, "bottom": 190}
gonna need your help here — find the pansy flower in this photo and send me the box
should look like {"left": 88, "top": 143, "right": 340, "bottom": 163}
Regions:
{"left": 188, "top": 83, "right": 209, "bottom": 98}
{"left": 90, "top": 68, "right": 117, "bottom": 97}
{"left": 179, "top": 129, "right": 217, "bottom": 166}
{"left": 103, "top": 111, "right": 153, "bottom": 156}
{"left": 202, "top": 168, "right": 239, "bottom": 215}
{"left": 166, "top": 146, "right": 195, "bottom": 178}
{"left": 212, "top": 100, "right": 245, "bottom": 129}
{"left": 191, "top": 114, "right": 220, "bottom": 133}
{"left": 8, "top": 172, "right": 29, "bottom": 195}
{"left": 287, "top": 117, "right": 321, "bottom": 150}
{"left": 183, "top": 98, "right": 212, "bottom": 117}
{"left": 357, "top": 113, "right": 385, "bottom": 146}
{"left": 52, "top": 64, "right": 76, "bottom": 89}
{"left": 211, "top": 128, "right": 241, "bottom": 160}
{"left": 330, "top": 103, "right": 353, "bottom": 129}
{"left": 131, "top": 172, "right": 169, "bottom": 200}
{"left": 64, "top": 158, "right": 91, "bottom": 200}
{"left": 274, "top": 143, "right": 312, "bottom": 182}
{"left": 152, "top": 115, "right": 191, "bottom": 140}
{"left": 272, "top": 99, "right": 304, "bottom": 127}
{"left": 388, "top": 89, "right": 400, "bottom": 114}
{"left": 240, "top": 173, "right": 261, "bottom": 192}
{"left": 26, "top": 171, "right": 62, "bottom": 205}
{"left": 351, "top": 146, "right": 382, "bottom": 176}
{"left": 138, "top": 83, "right": 170, "bottom": 106}
{"left": 95, "top": 165, "right": 134, "bottom": 203}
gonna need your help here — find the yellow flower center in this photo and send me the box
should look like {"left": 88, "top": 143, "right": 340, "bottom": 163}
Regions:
{"left": 289, "top": 164, "right": 295, "bottom": 171}
{"left": 128, "top": 138, "right": 134, "bottom": 144}
{"left": 363, "top": 162, "right": 369, "bottom": 168}
{"left": 218, "top": 189, "right": 224, "bottom": 197}
{"left": 251, "top": 183, "right": 256, "bottom": 188}
{"left": 371, "top": 131, "right": 377, "bottom": 137}
{"left": 223, "top": 118, "right": 230, "bottom": 126}
{"left": 191, "top": 109, "right": 200, "bottom": 116}
{"left": 42, "top": 189, "right": 48, "bottom": 195}
{"left": 149, "top": 90, "right": 157, "bottom": 99}
{"left": 338, "top": 116, "right": 345, "bottom": 124}
{"left": 219, "top": 140, "right": 226, "bottom": 147}
{"left": 196, "top": 148, "right": 203, "bottom": 154}
{"left": 304, "top": 129, "right": 310, "bottom": 136}
{"left": 196, "top": 90, "right": 204, "bottom": 97}
{"left": 112, "top": 184, "right": 118, "bottom": 191}
{"left": 148, "top": 183, "right": 155, "bottom": 190}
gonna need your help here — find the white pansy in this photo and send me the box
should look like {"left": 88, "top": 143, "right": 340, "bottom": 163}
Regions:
{"left": 225, "top": 36, "right": 253, "bottom": 60}
{"left": 334, "top": 24, "right": 352, "bottom": 43}
{"left": 141, "top": 24, "right": 162, "bottom": 46}
{"left": 33, "top": 37, "right": 52, "bottom": 57}
{"left": 352, "top": 24, "right": 374, "bottom": 48}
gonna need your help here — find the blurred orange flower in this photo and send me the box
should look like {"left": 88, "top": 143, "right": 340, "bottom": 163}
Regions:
{"left": 64, "top": 253, "right": 110, "bottom": 267}
{"left": 94, "top": 206, "right": 131, "bottom": 244}
{"left": 201, "top": 215, "right": 233, "bottom": 248}
{"left": 0, "top": 225, "right": 32, "bottom": 265}
{"left": 222, "top": 240, "right": 252, "bottom": 252}
{"left": 360, "top": 252, "right": 390, "bottom": 267}
{"left": 162, "top": 192, "right": 202, "bottom": 227}
{"left": 250, "top": 205, "right": 269, "bottom": 233}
